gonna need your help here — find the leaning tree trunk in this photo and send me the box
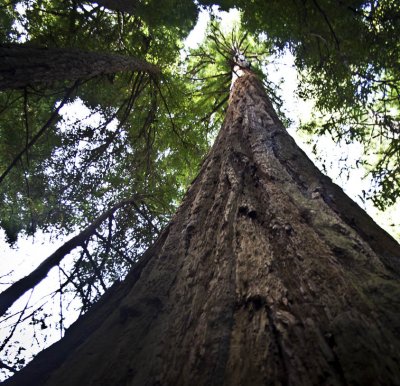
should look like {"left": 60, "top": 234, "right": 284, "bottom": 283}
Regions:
{"left": 5, "top": 68, "right": 400, "bottom": 386}
{"left": 0, "top": 44, "right": 159, "bottom": 90}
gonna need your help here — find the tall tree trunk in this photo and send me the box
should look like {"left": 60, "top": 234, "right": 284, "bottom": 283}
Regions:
{"left": 5, "top": 68, "right": 400, "bottom": 386}
{"left": 0, "top": 44, "right": 159, "bottom": 90}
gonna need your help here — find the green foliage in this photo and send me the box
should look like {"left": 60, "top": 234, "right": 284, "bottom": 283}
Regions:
{"left": 184, "top": 13, "right": 285, "bottom": 135}
{"left": 0, "top": 88, "right": 64, "bottom": 242}
{"left": 0, "top": 0, "right": 201, "bottom": 243}
{"left": 199, "top": 0, "right": 400, "bottom": 209}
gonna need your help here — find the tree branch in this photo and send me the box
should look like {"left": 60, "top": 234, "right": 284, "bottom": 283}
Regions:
{"left": 0, "top": 82, "right": 78, "bottom": 185}
{"left": 0, "top": 44, "right": 160, "bottom": 90}
{"left": 311, "top": 0, "right": 340, "bottom": 49}
{"left": 0, "top": 197, "right": 142, "bottom": 317}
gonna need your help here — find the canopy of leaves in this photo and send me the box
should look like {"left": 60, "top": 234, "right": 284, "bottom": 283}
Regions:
{"left": 0, "top": 0, "right": 198, "bottom": 241}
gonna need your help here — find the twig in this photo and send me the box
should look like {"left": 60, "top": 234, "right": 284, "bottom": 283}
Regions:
{"left": 0, "top": 197, "right": 141, "bottom": 317}
{"left": 0, "top": 81, "right": 79, "bottom": 185}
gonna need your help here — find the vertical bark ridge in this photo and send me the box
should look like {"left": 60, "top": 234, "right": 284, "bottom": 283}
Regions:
{"left": 5, "top": 69, "right": 400, "bottom": 386}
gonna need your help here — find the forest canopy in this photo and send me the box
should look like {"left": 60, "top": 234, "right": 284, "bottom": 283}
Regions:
{"left": 0, "top": 0, "right": 399, "bottom": 379}
{"left": 1, "top": 0, "right": 399, "bottom": 239}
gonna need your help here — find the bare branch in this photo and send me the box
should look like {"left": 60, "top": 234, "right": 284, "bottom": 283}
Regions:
{"left": 0, "top": 82, "right": 78, "bottom": 185}
{"left": 0, "top": 197, "right": 144, "bottom": 317}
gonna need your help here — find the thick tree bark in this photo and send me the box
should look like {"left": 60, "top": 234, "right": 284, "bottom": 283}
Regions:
{"left": 5, "top": 69, "right": 400, "bottom": 386}
{"left": 0, "top": 44, "right": 159, "bottom": 90}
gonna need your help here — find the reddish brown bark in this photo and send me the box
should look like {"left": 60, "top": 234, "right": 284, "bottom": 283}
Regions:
{"left": 0, "top": 44, "right": 159, "bottom": 90}
{"left": 5, "top": 68, "right": 400, "bottom": 386}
